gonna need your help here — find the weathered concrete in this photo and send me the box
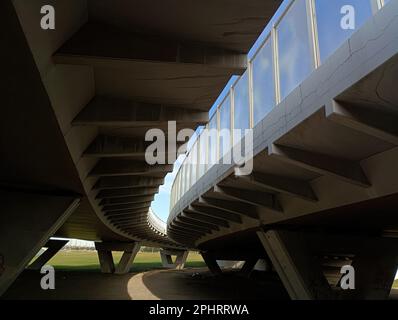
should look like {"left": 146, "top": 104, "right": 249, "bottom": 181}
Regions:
{"left": 201, "top": 252, "right": 222, "bottom": 276}
{"left": 28, "top": 239, "right": 69, "bottom": 271}
{"left": 95, "top": 242, "right": 141, "bottom": 274}
{"left": 168, "top": 2, "right": 398, "bottom": 258}
{"left": 0, "top": 191, "right": 79, "bottom": 296}
{"left": 160, "top": 250, "right": 189, "bottom": 270}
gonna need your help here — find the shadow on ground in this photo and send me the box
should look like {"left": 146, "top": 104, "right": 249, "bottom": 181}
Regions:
{"left": 2, "top": 268, "right": 289, "bottom": 300}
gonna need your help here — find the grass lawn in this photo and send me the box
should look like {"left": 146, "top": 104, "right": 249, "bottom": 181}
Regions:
{"left": 394, "top": 280, "right": 398, "bottom": 289}
{"left": 45, "top": 250, "right": 205, "bottom": 273}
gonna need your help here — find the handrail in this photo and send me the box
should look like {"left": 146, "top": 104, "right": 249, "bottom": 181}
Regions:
{"left": 170, "top": 0, "right": 385, "bottom": 212}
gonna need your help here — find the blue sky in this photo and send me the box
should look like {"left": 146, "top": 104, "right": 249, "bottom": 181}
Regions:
{"left": 151, "top": 0, "right": 375, "bottom": 222}
{"left": 151, "top": 1, "right": 290, "bottom": 222}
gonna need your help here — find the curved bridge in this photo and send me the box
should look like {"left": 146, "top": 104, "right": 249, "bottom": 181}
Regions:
{"left": 168, "top": 0, "right": 398, "bottom": 299}
{"left": 0, "top": 0, "right": 280, "bottom": 295}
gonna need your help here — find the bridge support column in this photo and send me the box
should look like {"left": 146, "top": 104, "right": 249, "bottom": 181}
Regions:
{"left": 160, "top": 250, "right": 189, "bottom": 270}
{"left": 240, "top": 258, "right": 259, "bottom": 277}
{"left": 348, "top": 248, "right": 397, "bottom": 299}
{"left": 201, "top": 252, "right": 222, "bottom": 276}
{"left": 95, "top": 242, "right": 141, "bottom": 274}
{"left": 28, "top": 239, "right": 69, "bottom": 271}
{"left": 0, "top": 190, "right": 80, "bottom": 296}
{"left": 257, "top": 229, "right": 398, "bottom": 300}
{"left": 257, "top": 230, "right": 335, "bottom": 300}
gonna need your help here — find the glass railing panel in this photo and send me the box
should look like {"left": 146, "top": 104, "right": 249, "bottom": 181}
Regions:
{"left": 208, "top": 114, "right": 218, "bottom": 169}
{"left": 233, "top": 71, "right": 250, "bottom": 143}
{"left": 219, "top": 95, "right": 232, "bottom": 160}
{"left": 252, "top": 37, "right": 276, "bottom": 126}
{"left": 277, "top": 0, "right": 314, "bottom": 100}
{"left": 314, "top": 0, "right": 373, "bottom": 63}
{"left": 198, "top": 127, "right": 208, "bottom": 179}
{"left": 190, "top": 141, "right": 198, "bottom": 187}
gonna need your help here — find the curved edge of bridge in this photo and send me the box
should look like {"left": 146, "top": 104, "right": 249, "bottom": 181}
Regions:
{"left": 167, "top": 2, "right": 398, "bottom": 300}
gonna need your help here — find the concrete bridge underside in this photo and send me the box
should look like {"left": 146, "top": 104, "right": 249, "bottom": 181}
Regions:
{"left": 167, "top": 2, "right": 398, "bottom": 300}
{"left": 0, "top": 0, "right": 281, "bottom": 295}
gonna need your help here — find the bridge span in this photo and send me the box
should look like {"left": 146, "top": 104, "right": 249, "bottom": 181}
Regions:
{"left": 167, "top": 0, "right": 398, "bottom": 299}
{"left": 0, "top": 0, "right": 280, "bottom": 295}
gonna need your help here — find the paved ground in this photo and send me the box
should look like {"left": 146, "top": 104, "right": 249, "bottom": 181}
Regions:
{"left": 3, "top": 268, "right": 289, "bottom": 300}
{"left": 3, "top": 267, "right": 398, "bottom": 300}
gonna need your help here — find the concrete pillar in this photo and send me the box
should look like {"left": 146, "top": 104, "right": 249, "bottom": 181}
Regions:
{"left": 257, "top": 230, "right": 334, "bottom": 300}
{"left": 348, "top": 248, "right": 398, "bottom": 299}
{"left": 160, "top": 250, "right": 188, "bottom": 270}
{"left": 240, "top": 258, "right": 259, "bottom": 277}
{"left": 115, "top": 243, "right": 141, "bottom": 274}
{"left": 95, "top": 242, "right": 141, "bottom": 274}
{"left": 0, "top": 190, "right": 80, "bottom": 296}
{"left": 258, "top": 230, "right": 398, "bottom": 300}
{"left": 201, "top": 252, "right": 222, "bottom": 276}
{"left": 96, "top": 248, "right": 115, "bottom": 274}
{"left": 28, "top": 239, "right": 69, "bottom": 271}
{"left": 175, "top": 251, "right": 189, "bottom": 270}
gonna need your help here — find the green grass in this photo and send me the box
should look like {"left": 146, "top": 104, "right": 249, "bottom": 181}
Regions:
{"left": 45, "top": 250, "right": 205, "bottom": 273}
{"left": 394, "top": 280, "right": 398, "bottom": 289}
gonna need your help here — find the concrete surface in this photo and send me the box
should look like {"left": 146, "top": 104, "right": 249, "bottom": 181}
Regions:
{"left": 3, "top": 268, "right": 289, "bottom": 300}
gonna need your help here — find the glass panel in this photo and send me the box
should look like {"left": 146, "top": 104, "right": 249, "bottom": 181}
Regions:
{"left": 315, "top": 0, "right": 373, "bottom": 63}
{"left": 208, "top": 114, "right": 218, "bottom": 168}
{"left": 198, "top": 130, "right": 207, "bottom": 178}
{"left": 219, "top": 95, "right": 231, "bottom": 159}
{"left": 252, "top": 38, "right": 275, "bottom": 126}
{"left": 277, "top": 0, "right": 314, "bottom": 100}
{"left": 181, "top": 165, "right": 186, "bottom": 194}
{"left": 190, "top": 142, "right": 198, "bottom": 186}
{"left": 183, "top": 163, "right": 188, "bottom": 193}
{"left": 186, "top": 153, "right": 191, "bottom": 190}
{"left": 233, "top": 72, "right": 250, "bottom": 143}
{"left": 176, "top": 172, "right": 180, "bottom": 201}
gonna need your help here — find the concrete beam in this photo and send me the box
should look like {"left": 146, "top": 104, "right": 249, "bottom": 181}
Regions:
{"left": 28, "top": 239, "right": 69, "bottom": 271}
{"left": 257, "top": 230, "right": 335, "bottom": 300}
{"left": 94, "top": 176, "right": 164, "bottom": 190}
{"left": 73, "top": 96, "right": 208, "bottom": 127}
{"left": 269, "top": 144, "right": 371, "bottom": 188}
{"left": 197, "top": 197, "right": 258, "bottom": 219}
{"left": 168, "top": 227, "right": 199, "bottom": 239}
{"left": 55, "top": 23, "right": 247, "bottom": 72}
{"left": 103, "top": 203, "right": 152, "bottom": 213}
{"left": 99, "top": 195, "right": 154, "bottom": 206}
{"left": 106, "top": 209, "right": 150, "bottom": 218}
{"left": 173, "top": 219, "right": 213, "bottom": 234}
{"left": 0, "top": 191, "right": 80, "bottom": 296}
{"left": 170, "top": 224, "right": 205, "bottom": 237}
{"left": 237, "top": 172, "right": 318, "bottom": 202}
{"left": 90, "top": 158, "right": 173, "bottom": 177}
{"left": 85, "top": 135, "right": 182, "bottom": 158}
{"left": 326, "top": 100, "right": 398, "bottom": 146}
{"left": 192, "top": 199, "right": 243, "bottom": 223}
{"left": 109, "top": 217, "right": 148, "bottom": 225}
{"left": 181, "top": 211, "right": 229, "bottom": 228}
{"left": 214, "top": 185, "right": 282, "bottom": 215}
{"left": 96, "top": 187, "right": 158, "bottom": 199}
{"left": 176, "top": 215, "right": 220, "bottom": 231}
